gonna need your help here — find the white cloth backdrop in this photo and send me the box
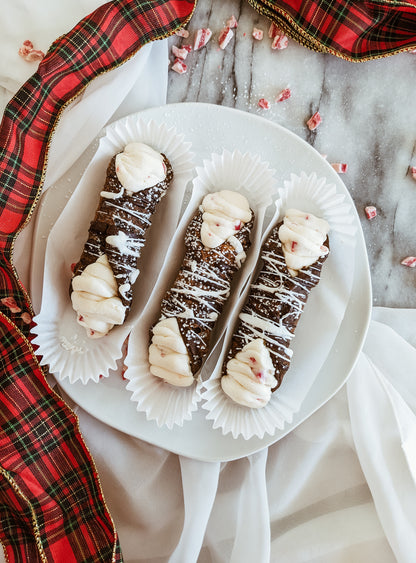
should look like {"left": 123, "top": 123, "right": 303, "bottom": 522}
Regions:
{"left": 1, "top": 2, "right": 415, "bottom": 562}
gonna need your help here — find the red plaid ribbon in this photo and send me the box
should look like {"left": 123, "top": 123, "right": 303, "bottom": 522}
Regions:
{"left": 250, "top": 0, "right": 416, "bottom": 60}
{"left": 1, "top": 0, "right": 415, "bottom": 561}
{"left": 0, "top": 1, "right": 194, "bottom": 561}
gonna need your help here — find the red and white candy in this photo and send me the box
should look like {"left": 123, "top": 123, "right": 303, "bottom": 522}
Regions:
{"left": 307, "top": 111, "right": 322, "bottom": 130}
{"left": 410, "top": 166, "right": 416, "bottom": 180}
{"left": 1, "top": 296, "right": 21, "bottom": 314}
{"left": 271, "top": 34, "right": 288, "bottom": 50}
{"left": 171, "top": 58, "right": 187, "bottom": 74}
{"left": 18, "top": 40, "right": 45, "bottom": 62}
{"left": 21, "top": 312, "right": 32, "bottom": 325}
{"left": 364, "top": 206, "right": 377, "bottom": 220}
{"left": 268, "top": 22, "right": 282, "bottom": 38}
{"left": 193, "top": 28, "right": 212, "bottom": 50}
{"left": 401, "top": 256, "right": 416, "bottom": 268}
{"left": 331, "top": 162, "right": 348, "bottom": 173}
{"left": 218, "top": 27, "right": 234, "bottom": 50}
{"left": 175, "top": 28, "right": 190, "bottom": 38}
{"left": 226, "top": 15, "right": 238, "bottom": 29}
{"left": 252, "top": 28, "right": 264, "bottom": 40}
{"left": 171, "top": 44, "right": 191, "bottom": 60}
{"left": 276, "top": 87, "right": 291, "bottom": 102}
{"left": 258, "top": 98, "right": 270, "bottom": 110}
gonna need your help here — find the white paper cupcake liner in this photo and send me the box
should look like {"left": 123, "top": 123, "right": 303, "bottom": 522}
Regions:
{"left": 124, "top": 149, "right": 277, "bottom": 428}
{"left": 31, "top": 117, "right": 195, "bottom": 384}
{"left": 202, "top": 171, "right": 357, "bottom": 439}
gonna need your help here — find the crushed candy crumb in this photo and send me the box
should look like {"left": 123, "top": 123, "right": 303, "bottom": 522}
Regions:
{"left": 193, "top": 28, "right": 212, "bottom": 50}
{"left": 365, "top": 206, "right": 377, "bottom": 220}
{"left": 1, "top": 296, "right": 22, "bottom": 314}
{"left": 252, "top": 28, "right": 264, "bottom": 40}
{"left": 21, "top": 312, "right": 32, "bottom": 325}
{"left": 218, "top": 27, "right": 234, "bottom": 50}
{"left": 276, "top": 87, "right": 291, "bottom": 102}
{"left": 258, "top": 98, "right": 270, "bottom": 109}
{"left": 307, "top": 111, "right": 322, "bottom": 130}
{"left": 172, "top": 58, "right": 187, "bottom": 74}
{"left": 268, "top": 22, "right": 283, "bottom": 39}
{"left": 331, "top": 162, "right": 348, "bottom": 173}
{"left": 172, "top": 44, "right": 191, "bottom": 60}
{"left": 271, "top": 35, "right": 288, "bottom": 50}
{"left": 175, "top": 28, "right": 189, "bottom": 38}
{"left": 18, "top": 40, "right": 45, "bottom": 62}
{"left": 401, "top": 256, "right": 416, "bottom": 267}
{"left": 226, "top": 15, "right": 238, "bottom": 29}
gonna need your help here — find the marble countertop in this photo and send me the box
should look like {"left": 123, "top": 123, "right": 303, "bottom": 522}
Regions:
{"left": 167, "top": 0, "right": 416, "bottom": 308}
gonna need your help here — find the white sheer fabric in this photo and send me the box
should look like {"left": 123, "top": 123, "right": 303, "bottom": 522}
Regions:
{"left": 72, "top": 309, "right": 416, "bottom": 562}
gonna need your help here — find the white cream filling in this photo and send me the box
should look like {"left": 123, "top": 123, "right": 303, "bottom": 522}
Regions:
{"left": 221, "top": 338, "right": 277, "bottom": 408}
{"left": 149, "top": 317, "right": 194, "bottom": 387}
{"left": 115, "top": 142, "right": 166, "bottom": 193}
{"left": 71, "top": 254, "right": 126, "bottom": 338}
{"left": 200, "top": 190, "right": 252, "bottom": 258}
{"left": 278, "top": 209, "right": 330, "bottom": 276}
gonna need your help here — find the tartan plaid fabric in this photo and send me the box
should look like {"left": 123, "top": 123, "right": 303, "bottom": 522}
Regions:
{"left": 0, "top": 0, "right": 194, "bottom": 561}
{"left": 249, "top": 0, "right": 416, "bottom": 60}
{"left": 1, "top": 0, "right": 415, "bottom": 561}
{"left": 0, "top": 313, "right": 122, "bottom": 562}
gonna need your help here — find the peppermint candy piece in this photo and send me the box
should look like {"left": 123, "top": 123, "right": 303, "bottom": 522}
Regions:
{"left": 331, "top": 162, "right": 348, "bottom": 174}
{"left": 401, "top": 256, "right": 416, "bottom": 268}
{"left": 307, "top": 111, "right": 322, "bottom": 131}
{"left": 194, "top": 28, "right": 212, "bottom": 50}
{"left": 364, "top": 206, "right": 377, "bottom": 220}
{"left": 218, "top": 27, "right": 234, "bottom": 50}
{"left": 276, "top": 87, "right": 291, "bottom": 102}
{"left": 258, "top": 98, "right": 270, "bottom": 110}
{"left": 172, "top": 58, "right": 187, "bottom": 74}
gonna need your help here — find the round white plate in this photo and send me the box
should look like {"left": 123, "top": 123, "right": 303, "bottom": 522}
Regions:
{"left": 31, "top": 102, "right": 372, "bottom": 462}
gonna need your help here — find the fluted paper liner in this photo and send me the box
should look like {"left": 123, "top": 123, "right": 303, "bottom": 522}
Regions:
{"left": 31, "top": 116, "right": 195, "bottom": 383}
{"left": 202, "top": 171, "right": 357, "bottom": 439}
{"left": 124, "top": 149, "right": 276, "bottom": 428}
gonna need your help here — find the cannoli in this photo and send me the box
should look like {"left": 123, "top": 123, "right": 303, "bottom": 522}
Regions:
{"left": 149, "top": 190, "right": 254, "bottom": 387}
{"left": 70, "top": 142, "right": 173, "bottom": 338}
{"left": 221, "top": 209, "right": 330, "bottom": 408}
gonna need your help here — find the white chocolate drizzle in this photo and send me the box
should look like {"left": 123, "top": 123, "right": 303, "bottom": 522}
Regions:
{"left": 221, "top": 210, "right": 330, "bottom": 407}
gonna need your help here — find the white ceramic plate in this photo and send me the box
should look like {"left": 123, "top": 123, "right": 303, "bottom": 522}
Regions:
{"left": 30, "top": 102, "right": 372, "bottom": 462}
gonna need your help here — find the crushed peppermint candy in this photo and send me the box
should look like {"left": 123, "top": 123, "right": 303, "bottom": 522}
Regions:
{"left": 1, "top": 296, "right": 21, "bottom": 314}
{"left": 218, "top": 27, "right": 234, "bottom": 50}
{"left": 252, "top": 28, "right": 264, "bottom": 40}
{"left": 175, "top": 28, "right": 189, "bottom": 38}
{"left": 226, "top": 15, "right": 238, "bottom": 29}
{"left": 410, "top": 166, "right": 416, "bottom": 180}
{"left": 268, "top": 22, "right": 288, "bottom": 49}
{"left": 258, "top": 98, "right": 270, "bottom": 109}
{"left": 268, "top": 22, "right": 282, "bottom": 39}
{"left": 21, "top": 312, "right": 32, "bottom": 325}
{"left": 276, "top": 87, "right": 291, "bottom": 102}
{"left": 271, "top": 34, "right": 288, "bottom": 50}
{"left": 172, "top": 44, "right": 191, "bottom": 60}
{"left": 193, "top": 28, "right": 212, "bottom": 50}
{"left": 18, "top": 40, "right": 45, "bottom": 62}
{"left": 364, "top": 206, "right": 377, "bottom": 220}
{"left": 307, "top": 111, "right": 322, "bottom": 130}
{"left": 331, "top": 162, "right": 348, "bottom": 173}
{"left": 401, "top": 256, "right": 416, "bottom": 267}
{"left": 171, "top": 58, "right": 187, "bottom": 74}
